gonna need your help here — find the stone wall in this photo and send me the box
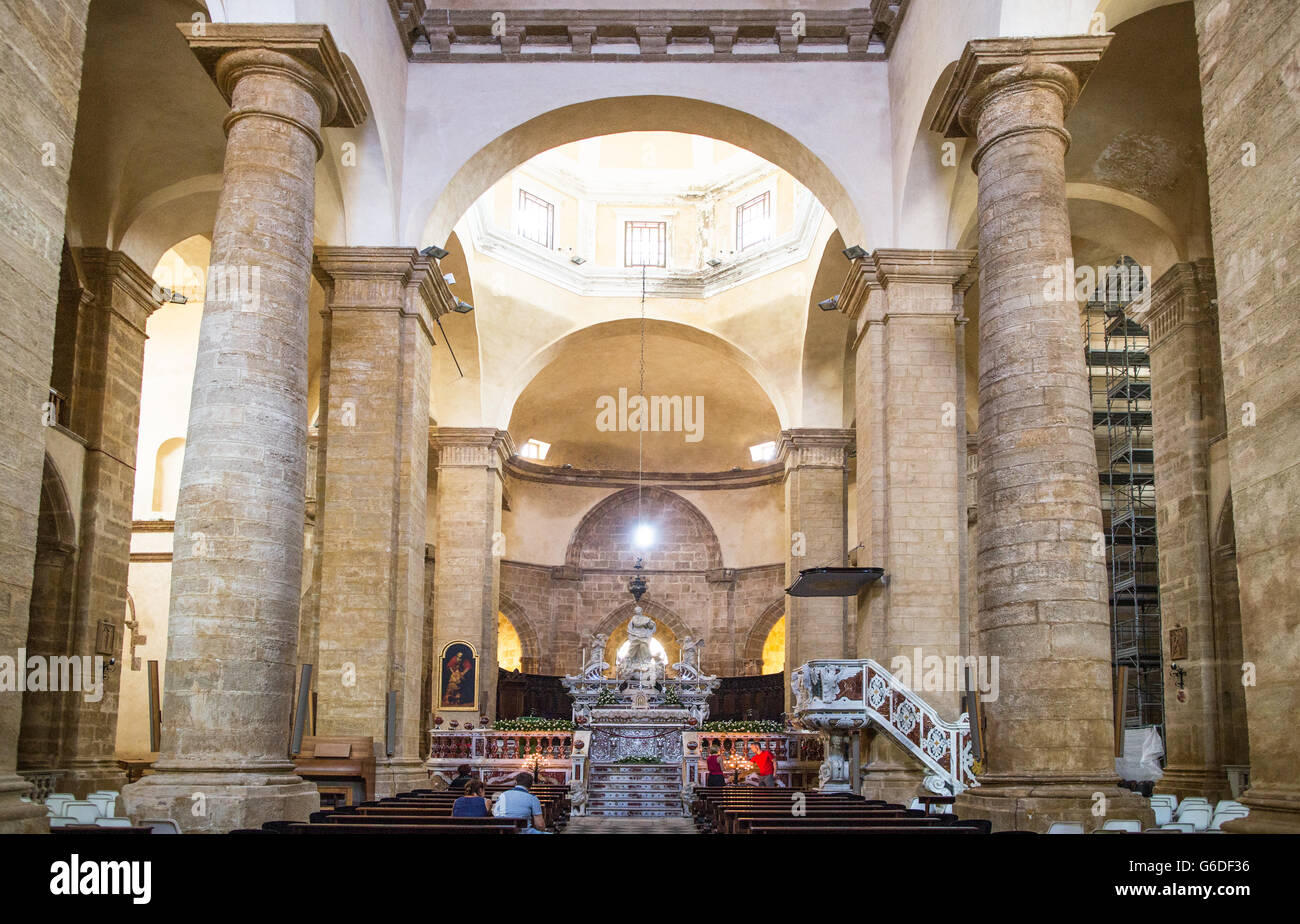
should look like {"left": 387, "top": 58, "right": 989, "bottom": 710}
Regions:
{"left": 1193, "top": 0, "right": 1300, "bottom": 832}
{"left": 497, "top": 485, "right": 785, "bottom": 678}
{"left": 0, "top": 0, "right": 92, "bottom": 833}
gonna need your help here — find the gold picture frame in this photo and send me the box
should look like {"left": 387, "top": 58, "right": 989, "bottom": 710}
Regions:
{"left": 438, "top": 641, "right": 478, "bottom": 711}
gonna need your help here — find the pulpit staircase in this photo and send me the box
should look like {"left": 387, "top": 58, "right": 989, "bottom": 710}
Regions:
{"left": 587, "top": 763, "right": 684, "bottom": 817}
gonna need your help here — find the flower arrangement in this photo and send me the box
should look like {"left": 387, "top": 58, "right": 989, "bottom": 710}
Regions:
{"left": 660, "top": 686, "right": 683, "bottom": 706}
{"left": 491, "top": 716, "right": 576, "bottom": 731}
{"left": 614, "top": 756, "right": 662, "bottom": 764}
{"left": 595, "top": 688, "right": 619, "bottom": 706}
{"left": 699, "top": 720, "right": 784, "bottom": 733}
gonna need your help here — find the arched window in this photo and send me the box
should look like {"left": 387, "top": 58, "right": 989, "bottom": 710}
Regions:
{"left": 152, "top": 437, "right": 185, "bottom": 516}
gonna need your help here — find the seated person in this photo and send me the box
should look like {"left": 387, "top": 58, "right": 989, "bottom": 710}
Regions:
{"left": 446, "top": 764, "right": 475, "bottom": 791}
{"left": 451, "top": 779, "right": 490, "bottom": 817}
{"left": 493, "top": 772, "right": 549, "bottom": 833}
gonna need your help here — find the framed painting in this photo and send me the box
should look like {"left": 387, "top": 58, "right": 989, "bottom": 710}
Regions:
{"left": 439, "top": 641, "right": 477, "bottom": 710}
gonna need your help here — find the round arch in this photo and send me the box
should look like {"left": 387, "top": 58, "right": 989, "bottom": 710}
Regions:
{"left": 564, "top": 485, "right": 724, "bottom": 573}
{"left": 594, "top": 599, "right": 693, "bottom": 674}
{"left": 410, "top": 95, "right": 866, "bottom": 251}
{"left": 500, "top": 317, "right": 789, "bottom": 432}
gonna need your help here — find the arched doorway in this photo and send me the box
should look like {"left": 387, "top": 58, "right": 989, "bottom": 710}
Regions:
{"left": 18, "top": 456, "right": 79, "bottom": 774}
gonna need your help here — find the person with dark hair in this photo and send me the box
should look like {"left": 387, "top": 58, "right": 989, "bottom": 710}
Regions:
{"left": 749, "top": 742, "right": 777, "bottom": 787}
{"left": 447, "top": 764, "right": 474, "bottom": 791}
{"left": 492, "top": 771, "right": 548, "bottom": 832}
{"left": 705, "top": 747, "right": 726, "bottom": 787}
{"left": 451, "top": 779, "right": 490, "bottom": 817}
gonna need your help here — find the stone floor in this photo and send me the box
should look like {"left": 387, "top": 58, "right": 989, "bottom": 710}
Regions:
{"left": 562, "top": 816, "right": 697, "bottom": 834}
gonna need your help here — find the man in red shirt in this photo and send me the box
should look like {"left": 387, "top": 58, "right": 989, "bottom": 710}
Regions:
{"left": 749, "top": 742, "right": 777, "bottom": 787}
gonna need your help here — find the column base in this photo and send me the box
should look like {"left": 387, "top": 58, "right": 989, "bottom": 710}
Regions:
{"left": 954, "top": 773, "right": 1154, "bottom": 832}
{"left": 1156, "top": 764, "right": 1234, "bottom": 804}
{"left": 375, "top": 759, "right": 429, "bottom": 798}
{"left": 860, "top": 763, "right": 926, "bottom": 805}
{"left": 122, "top": 766, "right": 320, "bottom": 833}
{"left": 0, "top": 775, "right": 49, "bottom": 834}
{"left": 56, "top": 759, "right": 129, "bottom": 800}
{"left": 1221, "top": 786, "right": 1300, "bottom": 833}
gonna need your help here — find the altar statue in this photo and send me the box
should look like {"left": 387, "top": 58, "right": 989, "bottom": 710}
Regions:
{"left": 618, "top": 606, "right": 665, "bottom": 687}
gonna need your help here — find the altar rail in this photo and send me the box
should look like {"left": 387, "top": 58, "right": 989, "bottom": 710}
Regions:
{"left": 684, "top": 732, "right": 824, "bottom": 789}
{"left": 426, "top": 729, "right": 582, "bottom": 788}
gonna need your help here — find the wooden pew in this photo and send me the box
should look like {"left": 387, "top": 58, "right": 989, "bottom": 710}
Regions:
{"left": 293, "top": 735, "right": 376, "bottom": 806}
{"left": 750, "top": 824, "right": 981, "bottom": 835}
{"left": 283, "top": 822, "right": 517, "bottom": 835}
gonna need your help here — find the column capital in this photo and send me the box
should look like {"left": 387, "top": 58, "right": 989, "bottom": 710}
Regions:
{"left": 872, "top": 248, "right": 978, "bottom": 290}
{"left": 179, "top": 22, "right": 367, "bottom": 128}
{"left": 778, "top": 428, "right": 854, "bottom": 471}
{"left": 930, "top": 35, "right": 1111, "bottom": 170}
{"left": 1140, "top": 259, "right": 1217, "bottom": 351}
{"left": 429, "top": 427, "right": 515, "bottom": 470}
{"left": 75, "top": 248, "right": 160, "bottom": 336}
{"left": 836, "top": 257, "right": 880, "bottom": 322}
{"left": 313, "top": 246, "right": 454, "bottom": 341}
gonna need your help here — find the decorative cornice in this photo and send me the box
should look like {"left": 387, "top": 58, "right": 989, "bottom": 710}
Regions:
{"left": 312, "top": 246, "right": 452, "bottom": 343}
{"left": 429, "top": 426, "right": 514, "bottom": 470}
{"left": 836, "top": 257, "right": 879, "bottom": 324}
{"left": 1141, "top": 259, "right": 1217, "bottom": 351}
{"left": 778, "top": 427, "right": 854, "bottom": 472}
{"left": 930, "top": 35, "right": 1111, "bottom": 171}
{"left": 464, "top": 176, "right": 825, "bottom": 298}
{"left": 76, "top": 248, "right": 160, "bottom": 335}
{"left": 390, "top": 5, "right": 908, "bottom": 62}
{"left": 872, "top": 248, "right": 978, "bottom": 291}
{"left": 504, "top": 455, "right": 783, "bottom": 490}
{"left": 179, "top": 23, "right": 367, "bottom": 128}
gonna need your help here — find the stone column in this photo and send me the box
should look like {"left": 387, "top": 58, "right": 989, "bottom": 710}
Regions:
{"left": 840, "top": 251, "right": 975, "bottom": 802}
{"left": 0, "top": 0, "right": 93, "bottom": 835}
{"left": 1193, "top": 0, "right": 1300, "bottom": 833}
{"left": 122, "top": 24, "right": 366, "bottom": 832}
{"left": 53, "top": 249, "right": 157, "bottom": 794}
{"left": 1139, "top": 261, "right": 1238, "bottom": 801}
{"left": 933, "top": 37, "right": 1148, "bottom": 830}
{"left": 429, "top": 428, "right": 511, "bottom": 722}
{"left": 780, "top": 429, "right": 853, "bottom": 703}
{"left": 311, "top": 247, "right": 444, "bottom": 796}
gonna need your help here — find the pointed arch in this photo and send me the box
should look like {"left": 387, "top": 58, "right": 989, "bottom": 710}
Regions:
{"left": 498, "top": 593, "right": 541, "bottom": 674}
{"left": 743, "top": 597, "right": 787, "bottom": 670}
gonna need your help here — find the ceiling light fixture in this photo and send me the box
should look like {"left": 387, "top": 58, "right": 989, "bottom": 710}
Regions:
{"left": 842, "top": 245, "right": 868, "bottom": 260}
{"left": 818, "top": 295, "right": 840, "bottom": 311}
{"left": 420, "top": 244, "right": 450, "bottom": 260}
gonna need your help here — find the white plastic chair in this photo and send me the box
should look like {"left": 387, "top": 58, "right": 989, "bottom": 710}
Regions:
{"left": 1151, "top": 802, "right": 1173, "bottom": 826}
{"left": 142, "top": 818, "right": 181, "bottom": 834}
{"left": 48, "top": 816, "right": 74, "bottom": 827}
{"left": 1159, "top": 822, "right": 1195, "bottom": 832}
{"left": 63, "top": 800, "right": 102, "bottom": 824}
{"left": 1177, "top": 806, "right": 1212, "bottom": 831}
{"left": 87, "top": 793, "right": 116, "bottom": 817}
{"left": 1047, "top": 822, "right": 1085, "bottom": 834}
{"left": 1210, "top": 809, "right": 1249, "bottom": 830}
{"left": 1175, "top": 797, "right": 1209, "bottom": 818}
{"left": 1102, "top": 818, "right": 1142, "bottom": 832}
{"left": 95, "top": 817, "right": 133, "bottom": 828}
{"left": 45, "top": 794, "right": 74, "bottom": 815}
{"left": 1213, "top": 800, "right": 1243, "bottom": 815}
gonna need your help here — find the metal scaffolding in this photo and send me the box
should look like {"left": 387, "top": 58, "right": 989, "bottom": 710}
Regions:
{"left": 1083, "top": 258, "right": 1164, "bottom": 736}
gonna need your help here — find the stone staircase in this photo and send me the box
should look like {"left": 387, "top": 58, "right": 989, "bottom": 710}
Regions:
{"left": 587, "top": 763, "right": 684, "bottom": 817}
